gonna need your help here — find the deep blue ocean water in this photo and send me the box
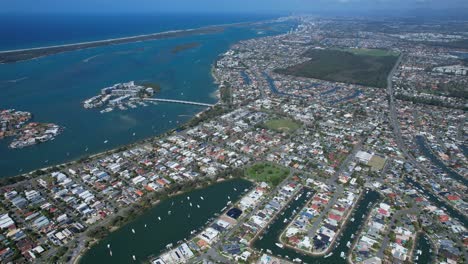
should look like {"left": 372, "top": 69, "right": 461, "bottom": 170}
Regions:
{"left": 0, "top": 14, "right": 294, "bottom": 177}
{"left": 0, "top": 13, "right": 276, "bottom": 50}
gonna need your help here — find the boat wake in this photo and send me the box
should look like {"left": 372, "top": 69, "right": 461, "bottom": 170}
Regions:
{"left": 4, "top": 77, "right": 28, "bottom": 83}
{"left": 83, "top": 54, "right": 100, "bottom": 63}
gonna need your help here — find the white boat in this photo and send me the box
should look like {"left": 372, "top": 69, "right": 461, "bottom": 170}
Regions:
{"left": 190, "top": 202, "right": 193, "bottom": 207}
{"left": 158, "top": 217, "right": 161, "bottom": 221}
{"left": 187, "top": 196, "right": 190, "bottom": 200}
{"left": 200, "top": 196, "right": 204, "bottom": 200}
{"left": 293, "top": 258, "right": 302, "bottom": 263}
{"left": 107, "top": 244, "right": 111, "bottom": 249}
{"left": 132, "top": 255, "right": 136, "bottom": 261}
{"left": 132, "top": 133, "right": 136, "bottom": 136}
{"left": 221, "top": 206, "right": 227, "bottom": 212}
{"left": 131, "top": 229, "right": 135, "bottom": 234}
{"left": 340, "top": 252, "right": 345, "bottom": 259}
{"left": 324, "top": 253, "right": 332, "bottom": 258}
{"left": 227, "top": 201, "right": 231, "bottom": 205}
{"left": 351, "top": 218, "right": 355, "bottom": 222}
{"left": 197, "top": 205, "right": 200, "bottom": 208}
{"left": 168, "top": 211, "right": 171, "bottom": 215}
{"left": 109, "top": 250, "right": 112, "bottom": 256}
{"left": 234, "top": 188, "right": 237, "bottom": 191}
{"left": 144, "top": 224, "right": 147, "bottom": 228}
{"left": 266, "top": 249, "right": 272, "bottom": 254}
{"left": 283, "top": 218, "right": 288, "bottom": 223}
{"left": 104, "top": 140, "right": 108, "bottom": 144}
{"left": 275, "top": 243, "right": 284, "bottom": 248}
{"left": 346, "top": 241, "right": 351, "bottom": 248}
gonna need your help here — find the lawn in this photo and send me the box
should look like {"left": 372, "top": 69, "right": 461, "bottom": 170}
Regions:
{"left": 275, "top": 48, "right": 399, "bottom": 88}
{"left": 245, "top": 163, "right": 290, "bottom": 187}
{"left": 264, "top": 118, "right": 301, "bottom": 133}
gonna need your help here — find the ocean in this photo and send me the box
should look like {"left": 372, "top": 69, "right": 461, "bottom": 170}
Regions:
{"left": 0, "top": 13, "right": 277, "bottom": 51}
{"left": 0, "top": 14, "right": 293, "bottom": 177}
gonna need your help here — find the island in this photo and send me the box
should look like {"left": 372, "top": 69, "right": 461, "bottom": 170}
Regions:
{"left": 0, "top": 27, "right": 222, "bottom": 64}
{"left": 0, "top": 16, "right": 466, "bottom": 264}
{"left": 82, "top": 81, "right": 156, "bottom": 113}
{"left": 0, "top": 109, "right": 62, "bottom": 149}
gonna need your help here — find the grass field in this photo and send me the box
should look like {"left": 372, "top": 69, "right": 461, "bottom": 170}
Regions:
{"left": 264, "top": 118, "right": 301, "bottom": 133}
{"left": 276, "top": 48, "right": 399, "bottom": 88}
{"left": 246, "top": 163, "right": 290, "bottom": 187}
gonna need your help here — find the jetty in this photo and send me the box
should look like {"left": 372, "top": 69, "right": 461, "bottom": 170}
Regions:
{"left": 143, "top": 98, "right": 214, "bottom": 107}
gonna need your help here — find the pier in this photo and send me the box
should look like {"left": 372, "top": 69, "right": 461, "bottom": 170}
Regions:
{"left": 143, "top": 98, "right": 215, "bottom": 107}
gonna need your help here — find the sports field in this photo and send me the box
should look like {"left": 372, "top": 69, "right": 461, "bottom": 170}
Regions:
{"left": 264, "top": 118, "right": 301, "bottom": 133}
{"left": 246, "top": 163, "right": 290, "bottom": 187}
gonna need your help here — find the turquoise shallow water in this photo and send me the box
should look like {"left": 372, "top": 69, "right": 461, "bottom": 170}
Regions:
{"left": 0, "top": 21, "right": 294, "bottom": 177}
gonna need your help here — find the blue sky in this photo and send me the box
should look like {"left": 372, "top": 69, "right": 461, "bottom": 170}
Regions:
{"left": 3, "top": 0, "right": 468, "bottom": 14}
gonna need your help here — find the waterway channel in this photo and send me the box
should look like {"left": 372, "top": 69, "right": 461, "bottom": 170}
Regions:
{"left": 80, "top": 178, "right": 253, "bottom": 264}
{"left": 253, "top": 189, "right": 381, "bottom": 264}
{"left": 415, "top": 135, "right": 467, "bottom": 185}
{"left": 413, "top": 233, "right": 434, "bottom": 264}
{"left": 405, "top": 177, "right": 468, "bottom": 227}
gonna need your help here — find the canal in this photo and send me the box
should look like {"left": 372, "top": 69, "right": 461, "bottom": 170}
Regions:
{"left": 415, "top": 135, "right": 467, "bottom": 185}
{"left": 413, "top": 233, "right": 434, "bottom": 264}
{"left": 253, "top": 189, "right": 381, "bottom": 263}
{"left": 80, "top": 178, "right": 253, "bottom": 264}
{"left": 405, "top": 177, "right": 468, "bottom": 227}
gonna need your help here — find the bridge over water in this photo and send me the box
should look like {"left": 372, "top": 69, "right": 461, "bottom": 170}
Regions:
{"left": 143, "top": 98, "right": 215, "bottom": 107}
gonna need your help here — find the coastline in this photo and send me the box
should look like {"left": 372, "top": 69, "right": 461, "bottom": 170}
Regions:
{"left": 0, "top": 18, "right": 278, "bottom": 63}
{"left": 0, "top": 58, "right": 225, "bottom": 185}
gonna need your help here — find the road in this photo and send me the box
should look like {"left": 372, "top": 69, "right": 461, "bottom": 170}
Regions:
{"left": 191, "top": 170, "right": 298, "bottom": 263}
{"left": 386, "top": 54, "right": 468, "bottom": 261}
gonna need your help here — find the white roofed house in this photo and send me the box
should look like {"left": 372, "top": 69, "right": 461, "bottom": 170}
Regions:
{"left": 0, "top": 214, "right": 15, "bottom": 229}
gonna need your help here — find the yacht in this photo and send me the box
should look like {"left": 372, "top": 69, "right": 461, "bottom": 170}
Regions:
{"left": 275, "top": 243, "right": 284, "bottom": 248}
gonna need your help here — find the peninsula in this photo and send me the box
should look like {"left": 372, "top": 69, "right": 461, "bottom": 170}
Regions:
{"left": 0, "top": 27, "right": 222, "bottom": 63}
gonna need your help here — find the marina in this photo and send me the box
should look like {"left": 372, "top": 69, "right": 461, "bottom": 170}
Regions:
{"left": 80, "top": 179, "right": 252, "bottom": 264}
{"left": 0, "top": 20, "right": 293, "bottom": 178}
